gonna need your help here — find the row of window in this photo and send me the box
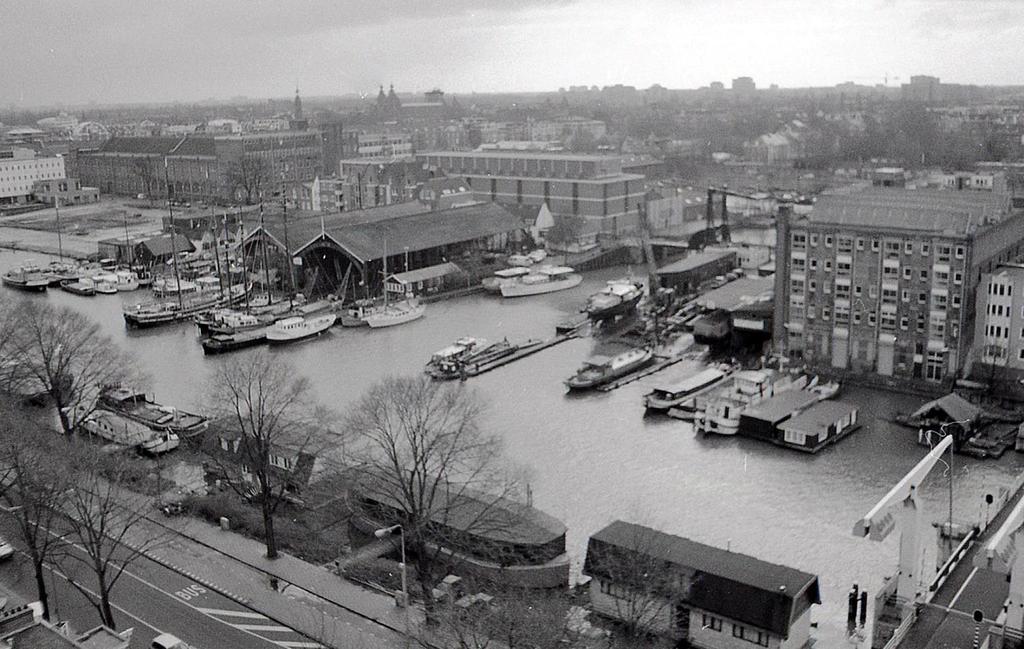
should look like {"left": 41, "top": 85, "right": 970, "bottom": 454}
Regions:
{"left": 791, "top": 257, "right": 962, "bottom": 284}
{"left": 792, "top": 232, "right": 965, "bottom": 260}
{"left": 989, "top": 282, "right": 1013, "bottom": 296}
{"left": 791, "top": 280, "right": 961, "bottom": 309}
{"left": 698, "top": 613, "right": 767, "bottom": 646}
{"left": 986, "top": 324, "right": 1011, "bottom": 339}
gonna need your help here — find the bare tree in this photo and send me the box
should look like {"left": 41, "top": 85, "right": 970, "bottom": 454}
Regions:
{"left": 345, "top": 376, "right": 521, "bottom": 618}
{"left": 227, "top": 155, "right": 270, "bottom": 205}
{"left": 56, "top": 446, "right": 167, "bottom": 629}
{"left": 0, "top": 398, "right": 72, "bottom": 620}
{"left": 6, "top": 301, "right": 136, "bottom": 436}
{"left": 131, "top": 157, "right": 159, "bottom": 200}
{"left": 204, "top": 350, "right": 330, "bottom": 559}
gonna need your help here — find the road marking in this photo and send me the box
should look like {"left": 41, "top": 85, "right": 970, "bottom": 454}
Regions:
{"left": 948, "top": 566, "right": 978, "bottom": 609}
{"left": 278, "top": 642, "right": 324, "bottom": 648}
{"left": 236, "top": 623, "right": 296, "bottom": 632}
{"left": 196, "top": 607, "right": 270, "bottom": 619}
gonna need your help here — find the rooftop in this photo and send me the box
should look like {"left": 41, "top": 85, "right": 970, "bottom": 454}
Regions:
{"left": 696, "top": 275, "right": 775, "bottom": 311}
{"left": 418, "top": 150, "right": 623, "bottom": 163}
{"left": 656, "top": 249, "right": 736, "bottom": 275}
{"left": 778, "top": 401, "right": 859, "bottom": 434}
{"left": 741, "top": 389, "right": 819, "bottom": 424}
{"left": 802, "top": 188, "right": 1015, "bottom": 236}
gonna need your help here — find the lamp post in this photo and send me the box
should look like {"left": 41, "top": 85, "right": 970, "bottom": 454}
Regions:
{"left": 923, "top": 418, "right": 969, "bottom": 554}
{"left": 375, "top": 524, "right": 409, "bottom": 646}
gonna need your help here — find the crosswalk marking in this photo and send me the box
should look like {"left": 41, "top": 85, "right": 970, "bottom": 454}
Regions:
{"left": 196, "top": 607, "right": 270, "bottom": 619}
{"left": 235, "top": 624, "right": 295, "bottom": 633}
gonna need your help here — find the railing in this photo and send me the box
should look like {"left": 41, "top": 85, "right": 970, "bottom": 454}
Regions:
{"left": 882, "top": 607, "right": 918, "bottom": 649}
{"left": 929, "top": 526, "right": 979, "bottom": 598}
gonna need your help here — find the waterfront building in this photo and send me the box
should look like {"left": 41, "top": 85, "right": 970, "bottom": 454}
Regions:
{"left": 773, "top": 189, "right": 1024, "bottom": 384}
{"left": 0, "top": 147, "right": 65, "bottom": 205}
{"left": 972, "top": 264, "right": 1024, "bottom": 381}
{"left": 32, "top": 177, "right": 99, "bottom": 205}
{"left": 416, "top": 150, "right": 645, "bottom": 242}
{"left": 655, "top": 249, "right": 738, "bottom": 294}
{"left": 583, "top": 521, "right": 820, "bottom": 648}
{"left": 97, "top": 233, "right": 195, "bottom": 267}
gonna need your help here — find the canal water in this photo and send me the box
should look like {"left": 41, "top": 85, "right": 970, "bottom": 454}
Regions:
{"left": 2, "top": 249, "right": 1022, "bottom": 646}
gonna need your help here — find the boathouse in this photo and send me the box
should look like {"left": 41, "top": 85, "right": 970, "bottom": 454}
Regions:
{"left": 583, "top": 521, "right": 820, "bottom": 647}
{"left": 655, "top": 249, "right": 737, "bottom": 294}
{"left": 738, "top": 390, "right": 819, "bottom": 443}
{"left": 242, "top": 202, "right": 526, "bottom": 297}
{"left": 776, "top": 401, "right": 860, "bottom": 452}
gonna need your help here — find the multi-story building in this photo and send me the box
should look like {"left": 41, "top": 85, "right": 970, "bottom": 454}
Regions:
{"left": 341, "top": 131, "right": 413, "bottom": 158}
{"left": 416, "top": 150, "right": 645, "bottom": 242}
{"left": 972, "top": 265, "right": 1024, "bottom": 379}
{"left": 0, "top": 147, "right": 66, "bottom": 204}
{"left": 774, "top": 189, "right": 1024, "bottom": 384}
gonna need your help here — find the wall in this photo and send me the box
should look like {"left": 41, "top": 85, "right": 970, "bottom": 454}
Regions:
{"left": 0, "top": 154, "right": 65, "bottom": 202}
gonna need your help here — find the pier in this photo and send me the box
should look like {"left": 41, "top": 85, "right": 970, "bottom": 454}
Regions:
{"left": 462, "top": 333, "right": 579, "bottom": 377}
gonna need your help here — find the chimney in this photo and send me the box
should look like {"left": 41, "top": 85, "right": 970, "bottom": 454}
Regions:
{"left": 0, "top": 605, "right": 38, "bottom": 638}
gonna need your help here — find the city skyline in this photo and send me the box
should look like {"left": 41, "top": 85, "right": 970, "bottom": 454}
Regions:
{"left": 4, "top": 0, "right": 1024, "bottom": 108}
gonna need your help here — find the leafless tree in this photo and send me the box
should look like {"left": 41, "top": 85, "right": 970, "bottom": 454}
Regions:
{"left": 203, "top": 350, "right": 332, "bottom": 559}
{"left": 5, "top": 301, "right": 137, "bottom": 436}
{"left": 0, "top": 397, "right": 72, "bottom": 620}
{"left": 345, "top": 376, "right": 521, "bottom": 618}
{"left": 227, "top": 155, "right": 270, "bottom": 205}
{"left": 56, "top": 446, "right": 168, "bottom": 629}
{"left": 131, "top": 157, "right": 159, "bottom": 200}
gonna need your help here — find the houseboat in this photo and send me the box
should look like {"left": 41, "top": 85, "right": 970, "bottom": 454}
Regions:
{"left": 60, "top": 278, "right": 96, "bottom": 296}
{"left": 80, "top": 409, "right": 180, "bottom": 454}
{"left": 426, "top": 337, "right": 486, "bottom": 378}
{"left": 123, "top": 283, "right": 248, "bottom": 328}
{"left": 737, "top": 390, "right": 820, "bottom": 443}
{"left": 98, "top": 386, "right": 209, "bottom": 438}
{"left": 695, "top": 370, "right": 808, "bottom": 436}
{"left": 644, "top": 366, "right": 731, "bottom": 414}
{"left": 565, "top": 348, "right": 654, "bottom": 391}
{"left": 584, "top": 280, "right": 644, "bottom": 321}
{"left": 482, "top": 267, "right": 530, "bottom": 294}
{"left": 775, "top": 401, "right": 860, "bottom": 453}
{"left": 266, "top": 314, "right": 337, "bottom": 344}
{"left": 500, "top": 266, "right": 582, "bottom": 298}
{"left": 201, "top": 327, "right": 268, "bottom": 355}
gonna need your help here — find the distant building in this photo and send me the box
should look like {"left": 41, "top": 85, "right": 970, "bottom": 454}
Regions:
{"left": 32, "top": 177, "right": 99, "bottom": 205}
{"left": 645, "top": 187, "right": 706, "bottom": 235}
{"left": 871, "top": 167, "right": 908, "bottom": 188}
{"left": 0, "top": 147, "right": 65, "bottom": 204}
{"left": 774, "top": 190, "right": 1024, "bottom": 383}
{"left": 342, "top": 131, "right": 413, "bottom": 158}
{"left": 337, "top": 158, "right": 425, "bottom": 211}
{"left": 98, "top": 233, "right": 195, "bottom": 266}
{"left": 0, "top": 604, "right": 130, "bottom": 649}
{"left": 205, "top": 417, "right": 322, "bottom": 494}
{"left": 416, "top": 150, "right": 645, "bottom": 242}
{"left": 732, "top": 76, "right": 757, "bottom": 99}
{"left": 583, "top": 521, "right": 820, "bottom": 648}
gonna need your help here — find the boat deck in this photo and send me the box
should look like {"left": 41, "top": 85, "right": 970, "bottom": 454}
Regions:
{"left": 596, "top": 352, "right": 688, "bottom": 392}
{"left": 110, "top": 403, "right": 206, "bottom": 430}
{"left": 463, "top": 334, "right": 578, "bottom": 378}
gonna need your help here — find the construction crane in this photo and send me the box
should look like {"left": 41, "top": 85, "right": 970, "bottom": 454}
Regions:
{"left": 976, "top": 495, "right": 1024, "bottom": 630}
{"left": 853, "top": 435, "right": 954, "bottom": 616}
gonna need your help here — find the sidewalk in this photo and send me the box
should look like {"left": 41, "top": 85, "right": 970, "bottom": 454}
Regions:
{"left": 130, "top": 512, "right": 424, "bottom": 649}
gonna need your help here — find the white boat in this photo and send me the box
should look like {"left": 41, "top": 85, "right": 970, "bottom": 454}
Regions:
{"left": 499, "top": 266, "right": 583, "bottom": 298}
{"left": 266, "top": 314, "right": 337, "bottom": 344}
{"left": 152, "top": 277, "right": 197, "bottom": 297}
{"left": 644, "top": 366, "right": 730, "bottom": 413}
{"left": 482, "top": 267, "right": 530, "bottom": 293}
{"left": 195, "top": 275, "right": 221, "bottom": 293}
{"left": 695, "top": 370, "right": 808, "bottom": 436}
{"left": 2, "top": 265, "right": 49, "bottom": 292}
{"left": 565, "top": 348, "right": 654, "bottom": 390}
{"left": 114, "top": 269, "right": 140, "bottom": 291}
{"left": 508, "top": 254, "right": 534, "bottom": 267}
{"left": 808, "top": 380, "right": 841, "bottom": 401}
{"left": 426, "top": 337, "right": 486, "bottom": 376}
{"left": 92, "top": 273, "right": 119, "bottom": 294}
{"left": 80, "top": 409, "right": 180, "bottom": 454}
{"left": 365, "top": 300, "right": 426, "bottom": 328}
{"left": 526, "top": 249, "right": 548, "bottom": 264}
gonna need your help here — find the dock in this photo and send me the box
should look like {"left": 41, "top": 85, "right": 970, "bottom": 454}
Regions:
{"left": 595, "top": 353, "right": 688, "bottom": 392}
{"left": 464, "top": 334, "right": 579, "bottom": 377}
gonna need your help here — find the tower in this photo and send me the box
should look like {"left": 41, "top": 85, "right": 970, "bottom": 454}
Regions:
{"left": 293, "top": 87, "right": 303, "bottom": 120}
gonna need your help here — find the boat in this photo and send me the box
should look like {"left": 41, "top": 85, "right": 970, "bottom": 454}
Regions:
{"left": 94, "top": 277, "right": 119, "bottom": 294}
{"left": 266, "top": 314, "right": 337, "bottom": 344}
{"left": 695, "top": 370, "right": 808, "bottom": 436}
{"left": 202, "top": 327, "right": 268, "bottom": 355}
{"left": 123, "top": 283, "right": 249, "bottom": 328}
{"left": 526, "top": 249, "right": 548, "bottom": 264}
{"left": 365, "top": 299, "right": 426, "bottom": 328}
{"left": 808, "top": 380, "right": 841, "bottom": 401}
{"left": 151, "top": 277, "right": 197, "bottom": 297}
{"left": 79, "top": 409, "right": 180, "bottom": 454}
{"left": 500, "top": 266, "right": 583, "bottom": 298}
{"left": 97, "top": 385, "right": 209, "bottom": 438}
{"left": 44, "top": 261, "right": 87, "bottom": 286}
{"left": 2, "top": 266, "right": 49, "bottom": 292}
{"left": 644, "top": 365, "right": 731, "bottom": 414}
{"left": 584, "top": 280, "right": 644, "bottom": 321}
{"left": 60, "top": 278, "right": 95, "bottom": 296}
{"left": 195, "top": 275, "right": 221, "bottom": 293}
{"left": 196, "top": 309, "right": 267, "bottom": 336}
{"left": 565, "top": 348, "right": 654, "bottom": 391}
{"left": 114, "top": 269, "right": 140, "bottom": 291}
{"left": 341, "top": 301, "right": 374, "bottom": 327}
{"left": 425, "top": 337, "right": 487, "bottom": 378}
{"left": 508, "top": 254, "right": 534, "bottom": 267}
{"left": 482, "top": 267, "right": 530, "bottom": 293}
{"left": 430, "top": 339, "right": 522, "bottom": 380}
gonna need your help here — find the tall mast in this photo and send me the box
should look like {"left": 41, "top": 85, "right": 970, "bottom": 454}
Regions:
{"left": 283, "top": 193, "right": 294, "bottom": 309}
{"left": 122, "top": 211, "right": 132, "bottom": 268}
{"left": 259, "top": 198, "right": 272, "bottom": 305}
{"left": 54, "top": 196, "right": 64, "bottom": 261}
{"left": 212, "top": 213, "right": 224, "bottom": 299}
{"left": 382, "top": 240, "right": 388, "bottom": 309}
{"left": 164, "top": 157, "right": 184, "bottom": 310}
{"left": 238, "top": 205, "right": 250, "bottom": 314}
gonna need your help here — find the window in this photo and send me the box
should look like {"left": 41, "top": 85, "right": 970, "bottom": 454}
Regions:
{"left": 900, "top": 316, "right": 909, "bottom": 330}
{"left": 809, "top": 280, "right": 817, "bottom": 292}
{"left": 905, "top": 242, "right": 913, "bottom": 254}
{"left": 854, "top": 285, "right": 863, "bottom": 297}
{"left": 809, "top": 234, "right": 818, "bottom": 247}
{"left": 809, "top": 259, "right": 818, "bottom": 271}
{"left": 917, "top": 315, "right": 926, "bottom": 332}
{"left": 919, "top": 292, "right": 927, "bottom": 304}
{"left": 822, "top": 306, "right": 831, "bottom": 320}
{"left": 825, "top": 235, "right": 833, "bottom": 248}
{"left": 853, "top": 312, "right": 861, "bottom": 324}
{"left": 856, "top": 238, "right": 865, "bottom": 251}
{"left": 903, "top": 267, "right": 912, "bottom": 280}
{"left": 792, "top": 232, "right": 807, "bottom": 248}
{"left": 937, "top": 245, "right": 951, "bottom": 262}
{"left": 837, "top": 260, "right": 851, "bottom": 275}
{"left": 922, "top": 243, "right": 930, "bottom": 256}
{"left": 219, "top": 437, "right": 231, "bottom": 452}
{"left": 732, "top": 625, "right": 769, "bottom": 647}
{"left": 920, "top": 269, "right": 929, "bottom": 281}
{"left": 952, "top": 294, "right": 961, "bottom": 308}
{"left": 836, "top": 283, "right": 851, "bottom": 298}
{"left": 955, "top": 246, "right": 965, "bottom": 259}
{"left": 824, "top": 260, "right": 833, "bottom": 272}
{"left": 791, "top": 257, "right": 806, "bottom": 272}
{"left": 885, "top": 241, "right": 901, "bottom": 255}
{"left": 702, "top": 614, "right": 722, "bottom": 632}
{"left": 838, "top": 237, "right": 853, "bottom": 252}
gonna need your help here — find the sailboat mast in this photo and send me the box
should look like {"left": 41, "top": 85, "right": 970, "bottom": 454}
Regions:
{"left": 259, "top": 198, "right": 272, "bottom": 305}
{"left": 382, "top": 240, "right": 388, "bottom": 309}
{"left": 283, "top": 195, "right": 293, "bottom": 309}
{"left": 238, "top": 206, "right": 250, "bottom": 314}
{"left": 54, "top": 196, "right": 64, "bottom": 261}
{"left": 123, "top": 212, "right": 132, "bottom": 268}
{"left": 212, "top": 215, "right": 224, "bottom": 299}
{"left": 164, "top": 157, "right": 184, "bottom": 310}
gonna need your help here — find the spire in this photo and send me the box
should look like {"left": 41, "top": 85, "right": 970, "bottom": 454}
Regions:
{"left": 293, "top": 87, "right": 303, "bottom": 120}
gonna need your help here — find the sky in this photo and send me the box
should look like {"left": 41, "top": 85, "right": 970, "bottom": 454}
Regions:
{"left": 3, "top": 0, "right": 1024, "bottom": 107}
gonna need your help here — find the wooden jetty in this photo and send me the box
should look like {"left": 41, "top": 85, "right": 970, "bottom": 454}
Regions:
{"left": 464, "top": 334, "right": 579, "bottom": 377}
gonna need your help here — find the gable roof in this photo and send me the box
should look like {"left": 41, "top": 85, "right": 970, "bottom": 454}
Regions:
{"left": 584, "top": 521, "right": 820, "bottom": 637}
{"left": 141, "top": 234, "right": 194, "bottom": 257}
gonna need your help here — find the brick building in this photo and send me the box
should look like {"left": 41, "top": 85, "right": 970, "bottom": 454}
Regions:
{"left": 774, "top": 189, "right": 1024, "bottom": 384}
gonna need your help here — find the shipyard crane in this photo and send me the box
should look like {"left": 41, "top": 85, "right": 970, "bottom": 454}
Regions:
{"left": 975, "top": 495, "right": 1024, "bottom": 630}
{"left": 853, "top": 435, "right": 954, "bottom": 613}
{"left": 704, "top": 186, "right": 766, "bottom": 244}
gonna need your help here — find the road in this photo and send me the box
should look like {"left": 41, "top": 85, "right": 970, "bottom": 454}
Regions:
{"left": 0, "top": 516, "right": 321, "bottom": 649}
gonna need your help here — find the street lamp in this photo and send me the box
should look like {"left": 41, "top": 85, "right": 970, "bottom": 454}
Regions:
{"left": 922, "top": 418, "right": 970, "bottom": 555}
{"left": 374, "top": 524, "right": 409, "bottom": 646}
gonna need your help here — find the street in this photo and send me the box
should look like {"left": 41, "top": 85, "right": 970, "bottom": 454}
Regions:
{"left": 0, "top": 516, "right": 322, "bottom": 649}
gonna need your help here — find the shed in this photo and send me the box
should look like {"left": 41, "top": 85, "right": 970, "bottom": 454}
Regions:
{"left": 777, "top": 401, "right": 860, "bottom": 452}
{"left": 385, "top": 261, "right": 462, "bottom": 296}
{"left": 738, "top": 390, "right": 819, "bottom": 442}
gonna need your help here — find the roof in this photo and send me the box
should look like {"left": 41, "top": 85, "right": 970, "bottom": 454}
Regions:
{"left": 584, "top": 521, "right": 820, "bottom": 637}
{"left": 419, "top": 150, "right": 622, "bottom": 163}
{"left": 141, "top": 234, "right": 195, "bottom": 257}
{"left": 910, "top": 392, "right": 983, "bottom": 423}
{"left": 697, "top": 275, "right": 775, "bottom": 311}
{"left": 390, "top": 261, "right": 461, "bottom": 284}
{"left": 741, "top": 390, "right": 819, "bottom": 424}
{"left": 657, "top": 249, "right": 736, "bottom": 275}
{"left": 803, "top": 189, "right": 1014, "bottom": 236}
{"left": 778, "top": 401, "right": 859, "bottom": 434}
{"left": 259, "top": 203, "right": 525, "bottom": 263}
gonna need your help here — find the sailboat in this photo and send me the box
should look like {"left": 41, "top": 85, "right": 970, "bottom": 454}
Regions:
{"left": 364, "top": 241, "right": 425, "bottom": 328}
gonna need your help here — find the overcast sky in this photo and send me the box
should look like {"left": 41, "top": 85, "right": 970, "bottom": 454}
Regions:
{"left": 3, "top": 0, "right": 1023, "bottom": 107}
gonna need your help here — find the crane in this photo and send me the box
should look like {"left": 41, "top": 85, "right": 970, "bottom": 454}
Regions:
{"left": 853, "top": 435, "right": 954, "bottom": 614}
{"left": 975, "top": 495, "right": 1024, "bottom": 630}
{"left": 705, "top": 186, "right": 767, "bottom": 244}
